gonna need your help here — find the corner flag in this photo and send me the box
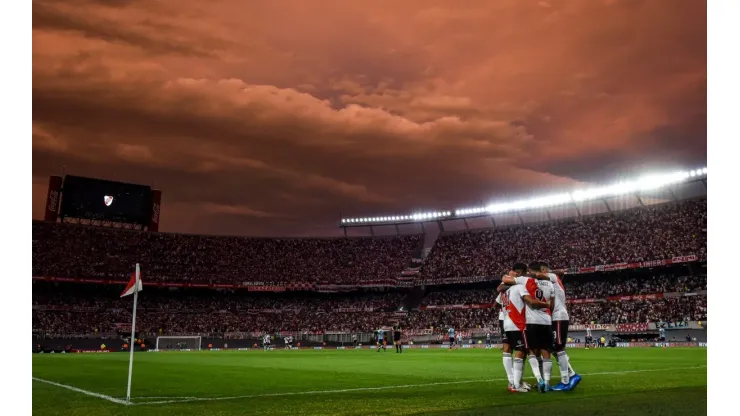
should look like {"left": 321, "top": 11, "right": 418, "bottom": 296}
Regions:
{"left": 123, "top": 263, "right": 142, "bottom": 403}
{"left": 120, "top": 268, "right": 143, "bottom": 297}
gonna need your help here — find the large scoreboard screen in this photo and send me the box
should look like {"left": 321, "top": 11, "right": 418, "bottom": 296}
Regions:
{"left": 59, "top": 176, "right": 153, "bottom": 225}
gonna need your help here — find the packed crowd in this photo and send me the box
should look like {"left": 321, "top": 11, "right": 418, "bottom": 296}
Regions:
{"left": 32, "top": 307, "right": 398, "bottom": 336}
{"left": 33, "top": 287, "right": 404, "bottom": 313}
{"left": 33, "top": 199, "right": 705, "bottom": 287}
{"left": 421, "top": 272, "right": 706, "bottom": 305}
{"left": 564, "top": 273, "right": 706, "bottom": 299}
{"left": 423, "top": 198, "right": 706, "bottom": 279}
{"left": 32, "top": 197, "right": 707, "bottom": 337}
{"left": 567, "top": 296, "right": 707, "bottom": 325}
{"left": 33, "top": 271, "right": 707, "bottom": 337}
{"left": 32, "top": 221, "right": 420, "bottom": 285}
{"left": 33, "top": 295, "right": 706, "bottom": 337}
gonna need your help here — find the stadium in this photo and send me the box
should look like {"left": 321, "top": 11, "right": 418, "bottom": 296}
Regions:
{"left": 31, "top": 168, "right": 707, "bottom": 415}
{"left": 27, "top": 1, "right": 714, "bottom": 415}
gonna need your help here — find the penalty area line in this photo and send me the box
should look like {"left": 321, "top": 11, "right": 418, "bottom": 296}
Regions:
{"left": 133, "top": 365, "right": 706, "bottom": 406}
{"left": 32, "top": 377, "right": 131, "bottom": 406}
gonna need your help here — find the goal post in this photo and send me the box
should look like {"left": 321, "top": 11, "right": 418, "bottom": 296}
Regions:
{"left": 155, "top": 336, "right": 202, "bottom": 351}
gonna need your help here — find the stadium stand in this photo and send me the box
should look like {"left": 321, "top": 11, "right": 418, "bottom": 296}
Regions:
{"left": 32, "top": 197, "right": 707, "bottom": 350}
{"left": 32, "top": 221, "right": 421, "bottom": 286}
{"left": 33, "top": 270, "right": 706, "bottom": 339}
{"left": 422, "top": 198, "right": 706, "bottom": 279}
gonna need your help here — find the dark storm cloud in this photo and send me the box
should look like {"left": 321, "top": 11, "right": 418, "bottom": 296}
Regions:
{"left": 32, "top": 0, "right": 706, "bottom": 236}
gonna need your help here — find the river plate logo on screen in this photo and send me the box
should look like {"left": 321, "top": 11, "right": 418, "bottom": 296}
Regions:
{"left": 104, "top": 195, "right": 114, "bottom": 207}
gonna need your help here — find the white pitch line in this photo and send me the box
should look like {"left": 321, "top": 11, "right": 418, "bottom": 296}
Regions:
{"left": 32, "top": 377, "right": 131, "bottom": 406}
{"left": 133, "top": 365, "right": 706, "bottom": 406}
{"left": 135, "top": 396, "right": 200, "bottom": 400}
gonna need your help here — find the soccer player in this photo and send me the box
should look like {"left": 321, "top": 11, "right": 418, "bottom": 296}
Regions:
{"left": 352, "top": 333, "right": 359, "bottom": 348}
{"left": 448, "top": 327, "right": 456, "bottom": 350}
{"left": 263, "top": 333, "right": 271, "bottom": 351}
{"left": 501, "top": 277, "right": 551, "bottom": 393}
{"left": 502, "top": 262, "right": 555, "bottom": 392}
{"left": 538, "top": 262, "right": 580, "bottom": 391}
{"left": 376, "top": 328, "right": 387, "bottom": 352}
{"left": 659, "top": 327, "right": 666, "bottom": 343}
{"left": 284, "top": 335, "right": 293, "bottom": 350}
{"left": 585, "top": 326, "right": 592, "bottom": 350}
{"left": 393, "top": 324, "right": 403, "bottom": 353}
{"left": 486, "top": 331, "right": 491, "bottom": 348}
{"left": 496, "top": 286, "right": 516, "bottom": 388}
{"left": 497, "top": 265, "right": 533, "bottom": 391}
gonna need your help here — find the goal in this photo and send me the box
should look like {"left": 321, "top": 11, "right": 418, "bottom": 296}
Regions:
{"left": 155, "top": 336, "right": 202, "bottom": 351}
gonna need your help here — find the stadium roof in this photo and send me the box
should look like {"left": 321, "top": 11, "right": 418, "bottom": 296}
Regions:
{"left": 339, "top": 167, "right": 707, "bottom": 233}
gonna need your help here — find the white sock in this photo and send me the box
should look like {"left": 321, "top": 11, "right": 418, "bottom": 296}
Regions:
{"left": 556, "top": 351, "right": 571, "bottom": 384}
{"left": 543, "top": 359, "right": 553, "bottom": 384}
{"left": 568, "top": 361, "right": 576, "bottom": 377}
{"left": 528, "top": 355, "right": 543, "bottom": 381}
{"left": 513, "top": 358, "right": 524, "bottom": 388}
{"left": 502, "top": 353, "right": 514, "bottom": 385}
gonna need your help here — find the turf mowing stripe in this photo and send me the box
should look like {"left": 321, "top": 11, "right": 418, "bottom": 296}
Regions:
{"left": 32, "top": 377, "right": 131, "bottom": 406}
{"left": 133, "top": 365, "right": 706, "bottom": 406}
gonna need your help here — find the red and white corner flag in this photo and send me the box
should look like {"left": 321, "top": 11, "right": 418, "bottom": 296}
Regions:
{"left": 124, "top": 263, "right": 142, "bottom": 402}
{"left": 120, "top": 265, "right": 143, "bottom": 297}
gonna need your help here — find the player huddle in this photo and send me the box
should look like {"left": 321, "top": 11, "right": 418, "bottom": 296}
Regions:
{"left": 259, "top": 260, "right": 582, "bottom": 395}
{"left": 497, "top": 261, "right": 582, "bottom": 393}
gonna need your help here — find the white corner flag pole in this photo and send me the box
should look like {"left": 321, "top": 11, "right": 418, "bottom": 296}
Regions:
{"left": 125, "top": 263, "right": 140, "bottom": 403}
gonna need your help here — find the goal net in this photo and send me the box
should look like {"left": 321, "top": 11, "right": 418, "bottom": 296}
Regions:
{"left": 155, "top": 336, "right": 202, "bottom": 351}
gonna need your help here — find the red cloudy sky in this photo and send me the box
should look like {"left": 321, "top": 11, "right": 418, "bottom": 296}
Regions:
{"left": 32, "top": 0, "right": 706, "bottom": 236}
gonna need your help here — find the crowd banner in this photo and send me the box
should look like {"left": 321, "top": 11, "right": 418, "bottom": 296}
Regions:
{"left": 247, "top": 286, "right": 286, "bottom": 292}
{"left": 606, "top": 293, "right": 664, "bottom": 302}
{"left": 569, "top": 324, "right": 611, "bottom": 331}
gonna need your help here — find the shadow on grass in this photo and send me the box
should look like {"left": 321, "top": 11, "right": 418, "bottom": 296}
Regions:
{"left": 412, "top": 386, "right": 707, "bottom": 416}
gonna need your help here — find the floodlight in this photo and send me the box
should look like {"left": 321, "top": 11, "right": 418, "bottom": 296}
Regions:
{"left": 702, "top": 167, "right": 707, "bottom": 174}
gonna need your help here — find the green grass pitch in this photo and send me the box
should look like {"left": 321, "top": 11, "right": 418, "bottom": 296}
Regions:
{"left": 32, "top": 348, "right": 706, "bottom": 416}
